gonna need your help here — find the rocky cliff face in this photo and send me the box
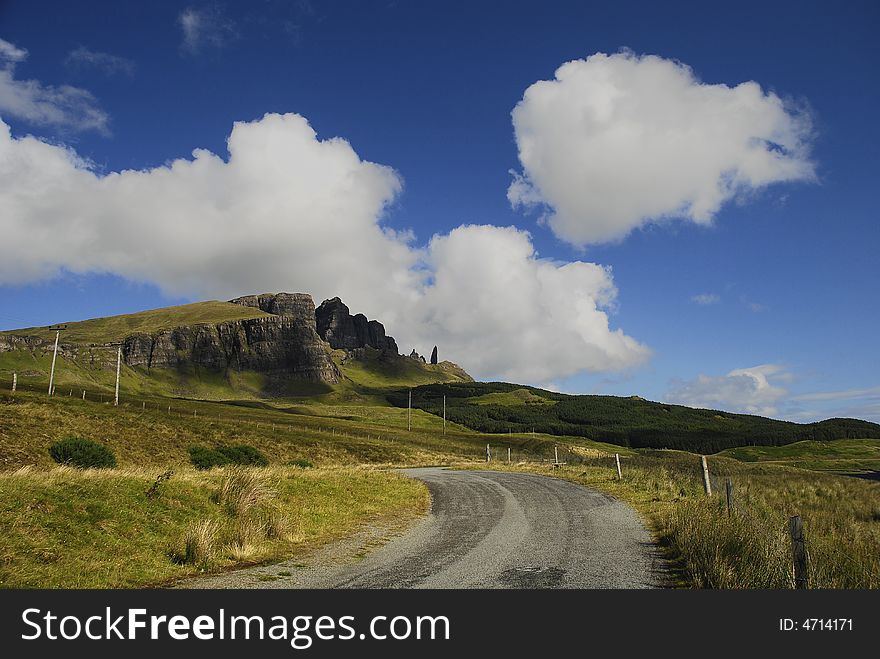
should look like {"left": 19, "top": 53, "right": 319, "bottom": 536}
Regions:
{"left": 125, "top": 295, "right": 340, "bottom": 383}
{"left": 313, "top": 297, "right": 398, "bottom": 354}
{"left": 0, "top": 291, "right": 417, "bottom": 387}
{"left": 231, "top": 292, "right": 399, "bottom": 354}
{"left": 229, "top": 292, "right": 317, "bottom": 319}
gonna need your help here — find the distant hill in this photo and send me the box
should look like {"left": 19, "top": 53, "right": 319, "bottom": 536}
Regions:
{"left": 0, "top": 301, "right": 271, "bottom": 344}
{"left": 0, "top": 294, "right": 470, "bottom": 398}
{"left": 389, "top": 382, "right": 880, "bottom": 453}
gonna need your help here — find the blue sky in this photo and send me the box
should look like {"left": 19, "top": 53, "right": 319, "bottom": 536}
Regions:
{"left": 1, "top": 0, "right": 878, "bottom": 422}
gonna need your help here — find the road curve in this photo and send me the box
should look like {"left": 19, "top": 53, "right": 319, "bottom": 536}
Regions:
{"left": 184, "top": 468, "right": 665, "bottom": 589}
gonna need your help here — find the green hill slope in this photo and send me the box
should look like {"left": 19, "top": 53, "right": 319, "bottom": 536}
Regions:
{"left": 0, "top": 300, "right": 271, "bottom": 344}
{"left": 0, "top": 301, "right": 470, "bottom": 399}
{"left": 717, "top": 439, "right": 880, "bottom": 474}
{"left": 388, "top": 382, "right": 880, "bottom": 453}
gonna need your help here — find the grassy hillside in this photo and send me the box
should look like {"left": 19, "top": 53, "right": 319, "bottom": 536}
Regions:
{"left": 336, "top": 349, "right": 472, "bottom": 389}
{"left": 3, "top": 382, "right": 878, "bottom": 588}
{"left": 717, "top": 439, "right": 880, "bottom": 475}
{"left": 390, "top": 382, "right": 880, "bottom": 453}
{"left": 0, "top": 300, "right": 271, "bottom": 344}
{"left": 0, "top": 303, "right": 471, "bottom": 403}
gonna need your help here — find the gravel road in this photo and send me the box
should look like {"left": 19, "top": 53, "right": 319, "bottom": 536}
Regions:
{"left": 182, "top": 468, "right": 665, "bottom": 589}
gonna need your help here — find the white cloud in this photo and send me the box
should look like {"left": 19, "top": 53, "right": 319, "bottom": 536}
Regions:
{"left": 691, "top": 293, "right": 719, "bottom": 305}
{"left": 792, "top": 386, "right": 880, "bottom": 403}
{"left": 509, "top": 50, "right": 816, "bottom": 246}
{"left": 0, "top": 112, "right": 649, "bottom": 382}
{"left": 666, "top": 364, "right": 789, "bottom": 417}
{"left": 0, "top": 38, "right": 28, "bottom": 64}
{"left": 65, "top": 46, "right": 135, "bottom": 77}
{"left": 0, "top": 37, "right": 108, "bottom": 133}
{"left": 179, "top": 7, "right": 238, "bottom": 55}
{"left": 404, "top": 225, "right": 651, "bottom": 381}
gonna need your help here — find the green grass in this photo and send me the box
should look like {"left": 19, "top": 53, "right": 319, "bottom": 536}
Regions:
{"left": 0, "top": 465, "right": 428, "bottom": 588}
{"left": 470, "top": 388, "right": 556, "bottom": 406}
{"left": 0, "top": 301, "right": 270, "bottom": 344}
{"left": 335, "top": 349, "right": 471, "bottom": 389}
{"left": 3, "top": 388, "right": 618, "bottom": 470}
{"left": 717, "top": 439, "right": 880, "bottom": 474}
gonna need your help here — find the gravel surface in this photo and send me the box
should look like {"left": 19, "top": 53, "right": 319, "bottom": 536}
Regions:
{"left": 181, "top": 468, "right": 666, "bottom": 589}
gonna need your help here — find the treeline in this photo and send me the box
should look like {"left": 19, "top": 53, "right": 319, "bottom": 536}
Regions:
{"left": 387, "top": 382, "right": 880, "bottom": 453}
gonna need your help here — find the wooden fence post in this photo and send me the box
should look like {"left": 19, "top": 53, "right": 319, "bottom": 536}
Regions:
{"left": 486, "top": 443, "right": 490, "bottom": 462}
{"left": 11, "top": 373, "right": 16, "bottom": 393}
{"left": 789, "top": 515, "right": 809, "bottom": 589}
{"left": 615, "top": 453, "right": 622, "bottom": 480}
{"left": 725, "top": 479, "right": 734, "bottom": 515}
{"left": 701, "top": 456, "right": 712, "bottom": 496}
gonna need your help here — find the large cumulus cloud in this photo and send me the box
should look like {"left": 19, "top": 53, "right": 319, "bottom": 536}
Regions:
{"left": 0, "top": 112, "right": 649, "bottom": 381}
{"left": 508, "top": 51, "right": 816, "bottom": 245}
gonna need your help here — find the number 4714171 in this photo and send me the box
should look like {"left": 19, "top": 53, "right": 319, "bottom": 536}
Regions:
{"left": 779, "top": 619, "right": 853, "bottom": 631}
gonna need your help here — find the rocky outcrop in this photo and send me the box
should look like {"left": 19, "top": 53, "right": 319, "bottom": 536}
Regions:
{"left": 314, "top": 297, "right": 398, "bottom": 354}
{"left": 409, "top": 349, "right": 426, "bottom": 363}
{"left": 430, "top": 346, "right": 438, "bottom": 365}
{"left": 1, "top": 291, "right": 425, "bottom": 387}
{"left": 124, "top": 299, "right": 340, "bottom": 383}
{"left": 229, "top": 292, "right": 316, "bottom": 319}
{"left": 0, "top": 333, "right": 116, "bottom": 367}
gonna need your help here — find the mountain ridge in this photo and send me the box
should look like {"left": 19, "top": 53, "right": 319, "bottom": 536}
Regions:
{"left": 0, "top": 293, "right": 469, "bottom": 392}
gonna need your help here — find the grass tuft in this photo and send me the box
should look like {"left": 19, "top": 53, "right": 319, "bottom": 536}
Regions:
{"left": 178, "top": 519, "right": 219, "bottom": 567}
{"left": 214, "top": 467, "right": 273, "bottom": 517}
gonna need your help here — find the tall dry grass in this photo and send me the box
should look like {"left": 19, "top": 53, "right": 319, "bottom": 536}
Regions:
{"left": 179, "top": 519, "right": 220, "bottom": 567}
{"left": 214, "top": 467, "right": 273, "bottom": 517}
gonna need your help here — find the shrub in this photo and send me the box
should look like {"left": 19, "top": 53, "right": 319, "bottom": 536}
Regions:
{"left": 218, "top": 445, "right": 269, "bottom": 467}
{"left": 188, "top": 444, "right": 268, "bottom": 470}
{"left": 288, "top": 458, "right": 313, "bottom": 469}
{"left": 48, "top": 437, "right": 116, "bottom": 469}
{"left": 188, "top": 446, "right": 230, "bottom": 470}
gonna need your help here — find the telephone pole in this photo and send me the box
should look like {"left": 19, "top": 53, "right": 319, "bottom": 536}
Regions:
{"left": 48, "top": 330, "right": 60, "bottom": 396}
{"left": 114, "top": 346, "right": 122, "bottom": 407}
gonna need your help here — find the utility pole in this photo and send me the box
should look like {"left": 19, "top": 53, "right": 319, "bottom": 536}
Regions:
{"left": 442, "top": 394, "right": 446, "bottom": 435}
{"left": 114, "top": 346, "right": 122, "bottom": 407}
{"left": 408, "top": 389, "right": 412, "bottom": 431}
{"left": 48, "top": 330, "right": 60, "bottom": 396}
